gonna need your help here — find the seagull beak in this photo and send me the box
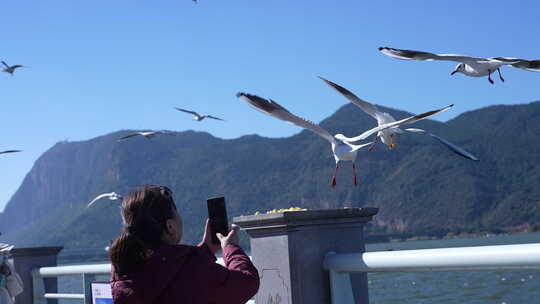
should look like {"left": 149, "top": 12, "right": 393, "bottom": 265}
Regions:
{"left": 450, "top": 70, "right": 458, "bottom": 75}
{"left": 389, "top": 144, "right": 397, "bottom": 149}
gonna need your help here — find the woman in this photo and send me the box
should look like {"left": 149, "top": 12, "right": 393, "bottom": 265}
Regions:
{"left": 109, "top": 185, "right": 259, "bottom": 304}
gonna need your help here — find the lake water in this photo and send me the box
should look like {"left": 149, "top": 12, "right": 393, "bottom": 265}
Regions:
{"left": 365, "top": 233, "right": 540, "bottom": 304}
{"left": 56, "top": 233, "right": 540, "bottom": 304}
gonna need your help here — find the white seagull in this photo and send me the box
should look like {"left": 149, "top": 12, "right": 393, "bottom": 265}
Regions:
{"left": 174, "top": 108, "right": 224, "bottom": 121}
{"left": 117, "top": 131, "right": 175, "bottom": 141}
{"left": 1, "top": 61, "right": 24, "bottom": 76}
{"left": 379, "top": 47, "right": 540, "bottom": 84}
{"left": 319, "top": 76, "right": 453, "bottom": 150}
{"left": 237, "top": 92, "right": 451, "bottom": 187}
{"left": 87, "top": 192, "right": 123, "bottom": 208}
{"left": 0, "top": 150, "right": 21, "bottom": 155}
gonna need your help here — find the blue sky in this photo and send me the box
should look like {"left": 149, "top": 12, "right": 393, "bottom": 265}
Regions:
{"left": 1, "top": 0, "right": 539, "bottom": 211}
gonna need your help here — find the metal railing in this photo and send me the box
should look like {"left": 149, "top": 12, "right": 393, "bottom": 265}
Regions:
{"left": 32, "top": 263, "right": 111, "bottom": 304}
{"left": 32, "top": 244, "right": 540, "bottom": 304}
{"left": 323, "top": 243, "right": 540, "bottom": 304}
{"left": 32, "top": 258, "right": 255, "bottom": 304}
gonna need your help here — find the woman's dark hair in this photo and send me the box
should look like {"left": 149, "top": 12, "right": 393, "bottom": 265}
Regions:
{"left": 109, "top": 185, "right": 176, "bottom": 277}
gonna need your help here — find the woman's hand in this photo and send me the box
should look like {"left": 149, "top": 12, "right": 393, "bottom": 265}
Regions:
{"left": 202, "top": 219, "right": 221, "bottom": 254}
{"left": 216, "top": 224, "right": 240, "bottom": 249}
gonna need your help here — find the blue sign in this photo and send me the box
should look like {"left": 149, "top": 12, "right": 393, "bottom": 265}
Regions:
{"left": 91, "top": 282, "right": 113, "bottom": 304}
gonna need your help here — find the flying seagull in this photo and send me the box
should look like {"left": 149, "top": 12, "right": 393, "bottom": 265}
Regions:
{"left": 404, "top": 128, "right": 479, "bottom": 161}
{"left": 319, "top": 76, "right": 453, "bottom": 149}
{"left": 117, "top": 131, "right": 175, "bottom": 141}
{"left": 237, "top": 92, "right": 451, "bottom": 187}
{"left": 379, "top": 47, "right": 540, "bottom": 84}
{"left": 0, "top": 150, "right": 21, "bottom": 155}
{"left": 321, "top": 78, "right": 477, "bottom": 162}
{"left": 87, "top": 192, "right": 123, "bottom": 208}
{"left": 174, "top": 108, "right": 224, "bottom": 121}
{"left": 1, "top": 61, "right": 24, "bottom": 76}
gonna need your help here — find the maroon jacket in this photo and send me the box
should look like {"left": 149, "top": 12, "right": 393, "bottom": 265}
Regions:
{"left": 110, "top": 243, "right": 259, "bottom": 304}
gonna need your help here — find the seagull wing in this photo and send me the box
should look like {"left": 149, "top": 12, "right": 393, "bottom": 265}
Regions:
{"left": 175, "top": 108, "right": 200, "bottom": 116}
{"left": 379, "top": 47, "right": 485, "bottom": 63}
{"left": 429, "top": 133, "right": 479, "bottom": 161}
{"left": 342, "top": 104, "right": 453, "bottom": 142}
{"left": 1, "top": 61, "right": 8, "bottom": 68}
{"left": 207, "top": 115, "right": 224, "bottom": 121}
{"left": 11, "top": 65, "right": 23, "bottom": 70}
{"left": 87, "top": 193, "right": 114, "bottom": 208}
{"left": 318, "top": 76, "right": 380, "bottom": 120}
{"left": 404, "top": 128, "right": 479, "bottom": 161}
{"left": 492, "top": 57, "right": 540, "bottom": 72}
{"left": 237, "top": 92, "right": 336, "bottom": 144}
{"left": 403, "top": 128, "right": 426, "bottom": 134}
{"left": 118, "top": 133, "right": 140, "bottom": 140}
{"left": 157, "top": 130, "right": 176, "bottom": 136}
{"left": 0, "top": 150, "right": 21, "bottom": 154}
{"left": 513, "top": 60, "right": 540, "bottom": 72}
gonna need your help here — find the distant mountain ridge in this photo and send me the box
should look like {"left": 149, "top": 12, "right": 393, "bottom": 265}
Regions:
{"left": 2, "top": 101, "right": 540, "bottom": 249}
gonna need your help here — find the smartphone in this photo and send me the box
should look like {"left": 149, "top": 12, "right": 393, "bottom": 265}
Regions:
{"left": 207, "top": 196, "right": 229, "bottom": 244}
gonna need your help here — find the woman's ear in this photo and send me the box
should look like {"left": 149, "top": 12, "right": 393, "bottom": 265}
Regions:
{"left": 165, "top": 219, "right": 175, "bottom": 235}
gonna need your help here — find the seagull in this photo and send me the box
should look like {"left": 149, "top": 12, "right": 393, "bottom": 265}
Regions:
{"left": 117, "top": 131, "right": 175, "bottom": 141}
{"left": 379, "top": 47, "right": 540, "bottom": 84}
{"left": 87, "top": 192, "right": 123, "bottom": 208}
{"left": 175, "top": 108, "right": 224, "bottom": 121}
{"left": 1, "top": 61, "right": 24, "bottom": 76}
{"left": 404, "top": 128, "right": 479, "bottom": 161}
{"left": 237, "top": 92, "right": 451, "bottom": 187}
{"left": 319, "top": 76, "right": 453, "bottom": 150}
{"left": 0, "top": 150, "right": 21, "bottom": 155}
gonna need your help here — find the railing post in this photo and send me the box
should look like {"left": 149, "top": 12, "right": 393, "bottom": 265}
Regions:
{"left": 31, "top": 269, "right": 46, "bottom": 304}
{"left": 326, "top": 252, "right": 355, "bottom": 304}
{"left": 10, "top": 247, "right": 63, "bottom": 304}
{"left": 235, "top": 208, "right": 378, "bottom": 304}
{"left": 83, "top": 273, "right": 97, "bottom": 304}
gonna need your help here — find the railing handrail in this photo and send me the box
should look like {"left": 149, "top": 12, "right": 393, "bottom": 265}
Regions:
{"left": 34, "top": 258, "right": 231, "bottom": 278}
{"left": 32, "top": 258, "right": 229, "bottom": 304}
{"left": 324, "top": 243, "right": 540, "bottom": 273}
{"left": 36, "top": 263, "right": 111, "bottom": 277}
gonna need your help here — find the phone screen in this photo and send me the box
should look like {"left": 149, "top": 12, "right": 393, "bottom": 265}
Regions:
{"left": 207, "top": 197, "right": 229, "bottom": 244}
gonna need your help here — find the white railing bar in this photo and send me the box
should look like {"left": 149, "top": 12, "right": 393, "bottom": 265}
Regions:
{"left": 36, "top": 257, "right": 227, "bottom": 278}
{"left": 44, "top": 293, "right": 85, "bottom": 299}
{"left": 32, "top": 257, "right": 243, "bottom": 303}
{"left": 37, "top": 263, "right": 111, "bottom": 277}
{"left": 324, "top": 243, "right": 540, "bottom": 273}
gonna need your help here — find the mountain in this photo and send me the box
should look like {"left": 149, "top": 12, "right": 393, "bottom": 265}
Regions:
{"left": 2, "top": 101, "right": 540, "bottom": 251}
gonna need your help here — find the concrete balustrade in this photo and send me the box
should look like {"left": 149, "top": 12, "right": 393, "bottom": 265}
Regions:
{"left": 11, "top": 246, "right": 63, "bottom": 304}
{"left": 234, "top": 207, "right": 379, "bottom": 304}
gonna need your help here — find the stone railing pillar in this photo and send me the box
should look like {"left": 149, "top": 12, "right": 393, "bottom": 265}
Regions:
{"left": 10, "top": 246, "right": 63, "bottom": 304}
{"left": 234, "top": 207, "right": 378, "bottom": 304}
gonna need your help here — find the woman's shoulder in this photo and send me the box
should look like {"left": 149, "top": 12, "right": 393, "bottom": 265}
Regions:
{"left": 151, "top": 244, "right": 199, "bottom": 263}
{"left": 153, "top": 244, "right": 218, "bottom": 265}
